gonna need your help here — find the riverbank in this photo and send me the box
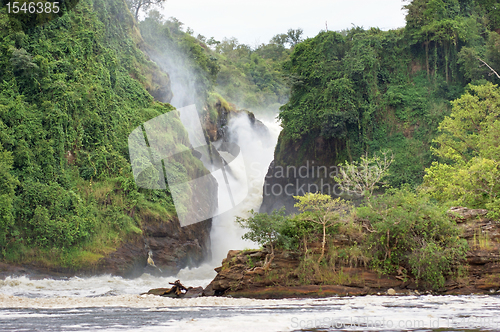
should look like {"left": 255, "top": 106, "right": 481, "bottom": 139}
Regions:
{"left": 201, "top": 207, "right": 500, "bottom": 299}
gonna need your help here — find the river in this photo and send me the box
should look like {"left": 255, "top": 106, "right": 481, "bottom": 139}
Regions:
{"left": 1, "top": 115, "right": 499, "bottom": 332}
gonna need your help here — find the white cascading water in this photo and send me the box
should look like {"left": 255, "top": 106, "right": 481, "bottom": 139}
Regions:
{"left": 210, "top": 114, "right": 281, "bottom": 261}
{"left": 175, "top": 114, "right": 282, "bottom": 284}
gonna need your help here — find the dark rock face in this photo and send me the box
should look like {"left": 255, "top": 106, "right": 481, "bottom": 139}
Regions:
{"left": 205, "top": 99, "right": 270, "bottom": 144}
{"left": 96, "top": 218, "right": 213, "bottom": 278}
{"left": 260, "top": 135, "right": 344, "bottom": 214}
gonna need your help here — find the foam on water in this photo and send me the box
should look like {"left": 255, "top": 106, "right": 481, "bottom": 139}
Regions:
{"left": 0, "top": 274, "right": 214, "bottom": 298}
{"left": 1, "top": 294, "right": 500, "bottom": 331}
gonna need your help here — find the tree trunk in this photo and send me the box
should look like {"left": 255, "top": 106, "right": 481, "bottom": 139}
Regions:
{"left": 134, "top": 0, "right": 143, "bottom": 21}
{"left": 445, "top": 42, "right": 449, "bottom": 84}
{"left": 318, "top": 223, "right": 326, "bottom": 263}
{"left": 264, "top": 243, "right": 275, "bottom": 271}
{"left": 425, "top": 41, "right": 429, "bottom": 80}
{"left": 434, "top": 42, "right": 438, "bottom": 79}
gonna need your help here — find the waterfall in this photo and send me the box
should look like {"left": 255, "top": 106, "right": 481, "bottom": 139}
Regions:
{"left": 175, "top": 113, "right": 281, "bottom": 282}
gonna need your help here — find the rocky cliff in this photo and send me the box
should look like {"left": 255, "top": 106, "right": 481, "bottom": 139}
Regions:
{"left": 260, "top": 135, "right": 344, "bottom": 214}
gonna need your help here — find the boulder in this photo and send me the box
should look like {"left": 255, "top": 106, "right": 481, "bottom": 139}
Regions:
{"left": 184, "top": 287, "right": 204, "bottom": 298}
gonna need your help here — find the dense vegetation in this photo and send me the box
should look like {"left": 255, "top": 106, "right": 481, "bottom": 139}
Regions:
{"left": 1, "top": 0, "right": 499, "bottom": 280}
{"left": 424, "top": 82, "right": 500, "bottom": 217}
{"left": 238, "top": 0, "right": 500, "bottom": 290}
{"left": 238, "top": 190, "right": 468, "bottom": 290}
{"left": 278, "top": 0, "right": 500, "bottom": 188}
{"left": 0, "top": 0, "right": 190, "bottom": 267}
{"left": 0, "top": 0, "right": 296, "bottom": 268}
{"left": 208, "top": 31, "right": 295, "bottom": 113}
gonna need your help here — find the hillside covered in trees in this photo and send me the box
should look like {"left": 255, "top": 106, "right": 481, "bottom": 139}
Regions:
{"left": 276, "top": 0, "right": 500, "bottom": 188}
{"left": 251, "top": 0, "right": 500, "bottom": 291}
{"left": 0, "top": 0, "right": 296, "bottom": 272}
{"left": 259, "top": 0, "right": 500, "bottom": 217}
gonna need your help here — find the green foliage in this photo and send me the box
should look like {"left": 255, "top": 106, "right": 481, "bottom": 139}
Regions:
{"left": 0, "top": 143, "right": 19, "bottom": 250}
{"left": 241, "top": 189, "right": 467, "bottom": 289}
{"left": 475, "top": 0, "right": 500, "bottom": 31}
{"left": 210, "top": 34, "right": 291, "bottom": 113}
{"left": 0, "top": 0, "right": 202, "bottom": 267}
{"left": 294, "top": 193, "right": 352, "bottom": 262}
{"left": 423, "top": 83, "right": 500, "bottom": 217}
{"left": 236, "top": 208, "right": 290, "bottom": 254}
{"left": 15, "top": 181, "right": 96, "bottom": 248}
{"left": 278, "top": 1, "right": 498, "bottom": 188}
{"left": 357, "top": 188, "right": 467, "bottom": 289}
{"left": 279, "top": 214, "right": 320, "bottom": 250}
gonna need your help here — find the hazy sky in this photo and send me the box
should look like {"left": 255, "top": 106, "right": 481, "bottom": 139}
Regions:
{"left": 158, "top": 0, "right": 408, "bottom": 47}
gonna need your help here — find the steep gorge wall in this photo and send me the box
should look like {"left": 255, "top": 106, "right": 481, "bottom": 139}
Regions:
{"left": 260, "top": 135, "right": 344, "bottom": 214}
{"left": 0, "top": 0, "right": 220, "bottom": 277}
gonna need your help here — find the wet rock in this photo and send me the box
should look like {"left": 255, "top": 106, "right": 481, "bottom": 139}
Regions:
{"left": 226, "top": 285, "right": 369, "bottom": 299}
{"left": 97, "top": 218, "right": 213, "bottom": 277}
{"left": 184, "top": 287, "right": 204, "bottom": 298}
{"left": 142, "top": 280, "right": 190, "bottom": 297}
{"left": 143, "top": 288, "right": 172, "bottom": 296}
{"left": 202, "top": 283, "right": 215, "bottom": 297}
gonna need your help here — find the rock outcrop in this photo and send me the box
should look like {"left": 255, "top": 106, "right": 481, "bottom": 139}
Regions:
{"left": 260, "top": 135, "right": 344, "bottom": 215}
{"left": 448, "top": 206, "right": 489, "bottom": 222}
{"left": 203, "top": 212, "right": 500, "bottom": 298}
{"left": 96, "top": 218, "right": 213, "bottom": 278}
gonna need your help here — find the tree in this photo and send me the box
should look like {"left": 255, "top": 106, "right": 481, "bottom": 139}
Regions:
{"left": 126, "top": 0, "right": 166, "bottom": 21}
{"left": 423, "top": 83, "right": 500, "bottom": 217}
{"left": 294, "top": 193, "right": 352, "bottom": 263}
{"left": 236, "top": 209, "right": 288, "bottom": 269}
{"left": 286, "top": 28, "right": 304, "bottom": 47}
{"left": 334, "top": 150, "right": 394, "bottom": 204}
{"left": 0, "top": 143, "right": 19, "bottom": 251}
{"left": 357, "top": 187, "right": 467, "bottom": 289}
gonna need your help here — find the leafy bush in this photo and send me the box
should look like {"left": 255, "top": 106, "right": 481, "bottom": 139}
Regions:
{"left": 357, "top": 188, "right": 467, "bottom": 289}
{"left": 423, "top": 83, "right": 500, "bottom": 218}
{"left": 236, "top": 208, "right": 291, "bottom": 255}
